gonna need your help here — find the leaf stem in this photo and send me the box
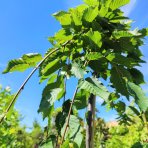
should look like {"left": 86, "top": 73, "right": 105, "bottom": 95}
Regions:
{"left": 61, "top": 86, "right": 78, "bottom": 144}
{"left": 0, "top": 40, "right": 71, "bottom": 124}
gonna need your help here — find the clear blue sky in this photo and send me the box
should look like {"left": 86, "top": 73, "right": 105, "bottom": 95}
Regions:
{"left": 0, "top": 0, "right": 148, "bottom": 128}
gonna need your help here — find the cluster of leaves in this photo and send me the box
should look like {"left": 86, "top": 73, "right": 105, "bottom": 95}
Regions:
{"left": 104, "top": 100, "right": 148, "bottom": 148}
{"left": 2, "top": 0, "right": 148, "bottom": 147}
{"left": 40, "top": 115, "right": 148, "bottom": 148}
{"left": 0, "top": 85, "right": 22, "bottom": 147}
{"left": 0, "top": 85, "right": 45, "bottom": 148}
{"left": 106, "top": 118, "right": 148, "bottom": 148}
{"left": 94, "top": 118, "right": 109, "bottom": 148}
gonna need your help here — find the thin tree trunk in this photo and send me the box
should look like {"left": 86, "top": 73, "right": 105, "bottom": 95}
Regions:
{"left": 86, "top": 94, "right": 96, "bottom": 148}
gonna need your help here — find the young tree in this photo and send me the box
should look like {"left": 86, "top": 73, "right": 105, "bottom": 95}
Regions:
{"left": 1, "top": 0, "right": 148, "bottom": 147}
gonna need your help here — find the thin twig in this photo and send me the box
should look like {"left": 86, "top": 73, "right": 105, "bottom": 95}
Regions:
{"left": 63, "top": 76, "right": 67, "bottom": 103}
{"left": 61, "top": 86, "right": 78, "bottom": 144}
{"left": 0, "top": 40, "right": 71, "bottom": 124}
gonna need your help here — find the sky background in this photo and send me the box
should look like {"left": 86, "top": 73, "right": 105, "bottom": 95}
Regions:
{"left": 0, "top": 0, "right": 148, "bottom": 128}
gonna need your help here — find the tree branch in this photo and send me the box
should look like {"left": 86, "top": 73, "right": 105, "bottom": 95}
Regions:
{"left": 61, "top": 86, "right": 78, "bottom": 144}
{"left": 0, "top": 40, "right": 71, "bottom": 124}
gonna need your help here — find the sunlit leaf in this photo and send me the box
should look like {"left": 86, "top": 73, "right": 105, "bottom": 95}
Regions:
{"left": 112, "top": 30, "right": 133, "bottom": 39}
{"left": 83, "top": 0, "right": 99, "bottom": 6}
{"left": 61, "top": 115, "right": 83, "bottom": 147}
{"left": 53, "top": 11, "right": 71, "bottom": 26}
{"left": 71, "top": 62, "right": 86, "bottom": 79}
{"left": 127, "top": 82, "right": 148, "bottom": 111}
{"left": 86, "top": 52, "right": 103, "bottom": 61}
{"left": 40, "top": 141, "right": 53, "bottom": 148}
{"left": 61, "top": 140, "right": 70, "bottom": 148}
{"left": 50, "top": 29, "right": 73, "bottom": 44}
{"left": 98, "top": 6, "right": 108, "bottom": 17}
{"left": 41, "top": 59, "right": 62, "bottom": 77}
{"left": 85, "top": 29, "right": 102, "bottom": 48}
{"left": 38, "top": 76, "right": 64, "bottom": 119}
{"left": 83, "top": 6, "right": 98, "bottom": 22}
{"left": 110, "top": 0, "right": 130, "bottom": 10}
{"left": 70, "top": 6, "right": 87, "bottom": 26}
{"left": 22, "top": 53, "right": 42, "bottom": 63}
{"left": 3, "top": 53, "right": 42, "bottom": 73}
{"left": 79, "top": 77, "right": 110, "bottom": 100}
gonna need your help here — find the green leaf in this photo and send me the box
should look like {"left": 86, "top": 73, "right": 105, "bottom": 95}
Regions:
{"left": 102, "top": 0, "right": 112, "bottom": 8}
{"left": 38, "top": 76, "right": 64, "bottom": 119}
{"left": 52, "top": 29, "right": 73, "bottom": 44}
{"left": 98, "top": 5, "right": 108, "bottom": 17}
{"left": 50, "top": 88, "right": 64, "bottom": 105}
{"left": 39, "top": 50, "right": 67, "bottom": 79}
{"left": 139, "top": 28, "right": 148, "bottom": 37}
{"left": 71, "top": 62, "right": 86, "bottom": 79}
{"left": 40, "top": 141, "right": 53, "bottom": 148}
{"left": 128, "top": 106, "right": 141, "bottom": 117}
{"left": 63, "top": 100, "right": 73, "bottom": 114}
{"left": 85, "top": 52, "right": 103, "bottom": 61}
{"left": 110, "top": 0, "right": 130, "bottom": 10}
{"left": 39, "top": 73, "right": 57, "bottom": 84}
{"left": 22, "top": 53, "right": 42, "bottom": 63}
{"left": 61, "top": 140, "right": 70, "bottom": 148}
{"left": 106, "top": 53, "right": 139, "bottom": 68}
{"left": 110, "top": 66, "right": 132, "bottom": 97}
{"left": 38, "top": 101, "right": 54, "bottom": 120}
{"left": 83, "top": 0, "right": 99, "bottom": 6}
{"left": 47, "top": 74, "right": 57, "bottom": 84}
{"left": 83, "top": 6, "right": 98, "bottom": 22}
{"left": 3, "top": 59, "right": 30, "bottom": 74}
{"left": 88, "top": 58, "right": 108, "bottom": 77}
{"left": 61, "top": 115, "right": 80, "bottom": 138}
{"left": 74, "top": 90, "right": 89, "bottom": 110}
{"left": 73, "top": 132, "right": 83, "bottom": 148}
{"left": 109, "top": 16, "right": 129, "bottom": 23}
{"left": 128, "top": 68, "right": 145, "bottom": 85}
{"left": 53, "top": 11, "right": 71, "bottom": 26}
{"left": 129, "top": 29, "right": 142, "bottom": 36}
{"left": 3, "top": 53, "right": 42, "bottom": 74}
{"left": 127, "top": 82, "right": 148, "bottom": 112}
{"left": 55, "top": 111, "right": 67, "bottom": 134}
{"left": 70, "top": 5, "right": 87, "bottom": 26}
{"left": 42, "top": 77, "right": 64, "bottom": 105}
{"left": 71, "top": 9, "right": 82, "bottom": 26}
{"left": 85, "top": 29, "right": 102, "bottom": 48}
{"left": 76, "top": 4, "right": 88, "bottom": 12}
{"left": 112, "top": 30, "right": 133, "bottom": 39}
{"left": 61, "top": 141, "right": 79, "bottom": 148}
{"left": 115, "top": 101, "right": 126, "bottom": 113}
{"left": 41, "top": 59, "right": 62, "bottom": 77}
{"left": 79, "top": 77, "right": 110, "bottom": 100}
{"left": 61, "top": 115, "right": 83, "bottom": 147}
{"left": 127, "top": 49, "right": 145, "bottom": 63}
